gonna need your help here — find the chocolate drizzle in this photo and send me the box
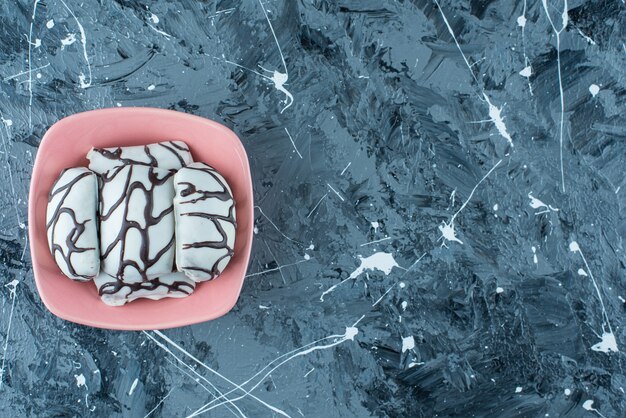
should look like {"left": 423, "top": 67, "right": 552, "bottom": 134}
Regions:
{"left": 158, "top": 142, "right": 187, "bottom": 166}
{"left": 88, "top": 140, "right": 192, "bottom": 174}
{"left": 97, "top": 274, "right": 194, "bottom": 297}
{"left": 46, "top": 169, "right": 98, "bottom": 281}
{"left": 99, "top": 164, "right": 176, "bottom": 281}
{"left": 175, "top": 163, "right": 237, "bottom": 280}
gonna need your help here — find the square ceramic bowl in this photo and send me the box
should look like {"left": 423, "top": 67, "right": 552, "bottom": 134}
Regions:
{"left": 29, "top": 108, "right": 253, "bottom": 330}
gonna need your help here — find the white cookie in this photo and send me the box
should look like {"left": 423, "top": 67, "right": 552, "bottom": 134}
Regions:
{"left": 174, "top": 163, "right": 236, "bottom": 281}
{"left": 46, "top": 168, "right": 99, "bottom": 281}
{"left": 99, "top": 164, "right": 176, "bottom": 280}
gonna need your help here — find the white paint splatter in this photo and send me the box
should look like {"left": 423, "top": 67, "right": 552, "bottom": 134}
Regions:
{"left": 519, "top": 66, "right": 532, "bottom": 78}
{"left": 408, "top": 362, "right": 424, "bottom": 368}
{"left": 492, "top": 204, "right": 498, "bottom": 211}
{"left": 591, "top": 332, "right": 618, "bottom": 354}
{"left": 26, "top": 0, "right": 41, "bottom": 131}
{"left": 341, "top": 162, "right": 351, "bottom": 175}
{"left": 148, "top": 24, "right": 172, "bottom": 38}
{"left": 541, "top": 0, "right": 569, "bottom": 192}
{"left": 360, "top": 237, "right": 393, "bottom": 247}
{"left": 284, "top": 128, "right": 302, "bottom": 159}
{"left": 496, "top": 287, "right": 504, "bottom": 294}
{"left": 147, "top": 84, "right": 155, "bottom": 91}
{"left": 577, "top": 28, "right": 596, "bottom": 45}
{"left": 349, "top": 253, "right": 399, "bottom": 279}
{"left": 144, "top": 333, "right": 247, "bottom": 417}
{"left": 262, "top": 239, "right": 287, "bottom": 285}
{"left": 327, "top": 183, "right": 345, "bottom": 201}
{"left": 128, "top": 378, "right": 139, "bottom": 395}
{"left": 515, "top": 386, "right": 523, "bottom": 393}
{"left": 345, "top": 326, "right": 358, "bottom": 340}
{"left": 440, "top": 159, "right": 502, "bottom": 245}
{"left": 0, "top": 279, "right": 19, "bottom": 389}
{"left": 433, "top": 1, "right": 513, "bottom": 146}
{"left": 483, "top": 94, "right": 513, "bottom": 147}
{"left": 568, "top": 241, "right": 580, "bottom": 252}
{"left": 144, "top": 388, "right": 174, "bottom": 418}
{"left": 304, "top": 253, "right": 310, "bottom": 260}
{"left": 569, "top": 241, "right": 619, "bottom": 353}
{"left": 60, "top": 33, "right": 77, "bottom": 48}
{"left": 0, "top": 109, "right": 24, "bottom": 228}
{"left": 320, "top": 252, "right": 400, "bottom": 301}
{"left": 149, "top": 13, "right": 159, "bottom": 24}
{"left": 75, "top": 373, "right": 86, "bottom": 387}
{"left": 401, "top": 301, "right": 408, "bottom": 311}
{"left": 401, "top": 336, "right": 415, "bottom": 353}
{"left": 577, "top": 268, "right": 588, "bottom": 276}
{"left": 33, "top": 38, "right": 41, "bottom": 48}
{"left": 372, "top": 284, "right": 397, "bottom": 307}
{"left": 564, "top": 388, "right": 571, "bottom": 396}
{"left": 259, "top": 305, "right": 270, "bottom": 310}
{"left": 371, "top": 221, "right": 380, "bottom": 232}
{"left": 46, "top": 19, "right": 54, "bottom": 29}
{"left": 439, "top": 222, "right": 463, "bottom": 244}
{"left": 307, "top": 193, "right": 328, "bottom": 219}
{"left": 60, "top": 0, "right": 92, "bottom": 88}
{"left": 257, "top": 0, "right": 293, "bottom": 113}
{"left": 517, "top": 0, "right": 533, "bottom": 95}
{"left": 582, "top": 400, "right": 606, "bottom": 418}
{"left": 589, "top": 84, "right": 600, "bottom": 97}
{"left": 531, "top": 246, "right": 538, "bottom": 264}
{"left": 254, "top": 206, "right": 295, "bottom": 242}
{"left": 181, "top": 325, "right": 358, "bottom": 417}
{"left": 528, "top": 193, "right": 559, "bottom": 214}
{"left": 245, "top": 259, "right": 311, "bottom": 279}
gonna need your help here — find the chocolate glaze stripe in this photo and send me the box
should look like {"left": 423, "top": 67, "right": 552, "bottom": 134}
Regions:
{"left": 176, "top": 163, "right": 237, "bottom": 279}
{"left": 144, "top": 145, "right": 158, "bottom": 166}
{"left": 159, "top": 142, "right": 187, "bottom": 166}
{"left": 177, "top": 165, "right": 234, "bottom": 203}
{"left": 48, "top": 207, "right": 94, "bottom": 280}
{"left": 46, "top": 170, "right": 91, "bottom": 223}
{"left": 91, "top": 147, "right": 154, "bottom": 167}
{"left": 98, "top": 165, "right": 134, "bottom": 222}
{"left": 98, "top": 275, "right": 194, "bottom": 297}
{"left": 46, "top": 170, "right": 97, "bottom": 280}
{"left": 90, "top": 141, "right": 191, "bottom": 170}
{"left": 180, "top": 206, "right": 236, "bottom": 251}
{"left": 178, "top": 182, "right": 233, "bottom": 204}
{"left": 99, "top": 165, "right": 176, "bottom": 280}
{"left": 181, "top": 251, "right": 233, "bottom": 278}
{"left": 99, "top": 168, "right": 174, "bottom": 222}
{"left": 168, "top": 141, "right": 188, "bottom": 151}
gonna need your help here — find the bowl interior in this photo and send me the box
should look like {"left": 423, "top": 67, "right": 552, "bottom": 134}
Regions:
{"left": 29, "top": 108, "right": 253, "bottom": 330}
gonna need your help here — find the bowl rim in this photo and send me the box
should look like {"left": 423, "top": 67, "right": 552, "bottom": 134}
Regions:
{"left": 28, "top": 107, "right": 254, "bottom": 330}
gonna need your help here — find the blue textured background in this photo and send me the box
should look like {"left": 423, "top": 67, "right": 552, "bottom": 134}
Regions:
{"left": 1, "top": 0, "right": 625, "bottom": 416}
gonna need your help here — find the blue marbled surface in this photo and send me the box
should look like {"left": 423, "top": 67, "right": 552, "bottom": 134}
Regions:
{"left": 1, "top": 0, "right": 625, "bottom": 417}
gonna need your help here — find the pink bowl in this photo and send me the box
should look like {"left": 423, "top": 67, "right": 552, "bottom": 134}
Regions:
{"left": 28, "top": 108, "right": 253, "bottom": 330}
